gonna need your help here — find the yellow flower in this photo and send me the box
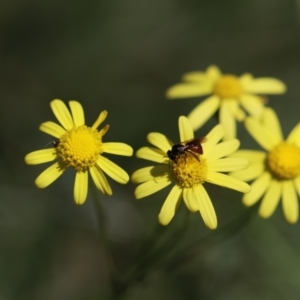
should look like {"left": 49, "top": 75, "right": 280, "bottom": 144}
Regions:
{"left": 166, "top": 65, "right": 286, "bottom": 140}
{"left": 25, "top": 99, "right": 133, "bottom": 204}
{"left": 230, "top": 108, "right": 300, "bottom": 223}
{"left": 132, "top": 116, "right": 250, "bottom": 229}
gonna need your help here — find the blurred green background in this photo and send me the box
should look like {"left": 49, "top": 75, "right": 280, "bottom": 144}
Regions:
{"left": 1, "top": 0, "right": 300, "bottom": 299}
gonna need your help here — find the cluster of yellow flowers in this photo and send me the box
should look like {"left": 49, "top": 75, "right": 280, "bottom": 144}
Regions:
{"left": 25, "top": 65, "right": 300, "bottom": 229}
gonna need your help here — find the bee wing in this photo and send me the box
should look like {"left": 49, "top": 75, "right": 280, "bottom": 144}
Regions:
{"left": 181, "top": 138, "right": 196, "bottom": 145}
{"left": 182, "top": 137, "right": 207, "bottom": 145}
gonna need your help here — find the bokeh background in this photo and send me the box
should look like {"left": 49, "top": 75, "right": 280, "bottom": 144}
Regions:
{"left": 1, "top": 0, "right": 300, "bottom": 299}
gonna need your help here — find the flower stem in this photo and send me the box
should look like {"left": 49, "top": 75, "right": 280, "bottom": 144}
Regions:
{"left": 91, "top": 187, "right": 122, "bottom": 298}
{"left": 121, "top": 209, "right": 191, "bottom": 291}
{"left": 162, "top": 206, "right": 256, "bottom": 273}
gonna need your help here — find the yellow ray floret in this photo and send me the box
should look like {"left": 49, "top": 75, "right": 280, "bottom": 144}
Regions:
{"left": 166, "top": 65, "right": 286, "bottom": 140}
{"left": 25, "top": 99, "right": 133, "bottom": 204}
{"left": 132, "top": 117, "right": 250, "bottom": 229}
{"left": 230, "top": 108, "right": 300, "bottom": 224}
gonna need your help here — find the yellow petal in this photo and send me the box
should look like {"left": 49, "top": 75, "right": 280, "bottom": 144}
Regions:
{"left": 287, "top": 122, "right": 300, "bottom": 147}
{"left": 230, "top": 162, "right": 265, "bottom": 181}
{"left": 158, "top": 185, "right": 182, "bottom": 225}
{"left": 136, "top": 147, "right": 167, "bottom": 163}
{"left": 294, "top": 176, "right": 300, "bottom": 197}
{"left": 97, "top": 156, "right": 129, "bottom": 184}
{"left": 229, "top": 150, "right": 266, "bottom": 163}
{"left": 182, "top": 71, "right": 206, "bottom": 82}
{"left": 208, "top": 158, "right": 249, "bottom": 172}
{"left": 205, "top": 139, "right": 240, "bottom": 161}
{"left": 225, "top": 99, "right": 246, "bottom": 121}
{"left": 25, "top": 149, "right": 57, "bottom": 165}
{"left": 147, "top": 133, "right": 173, "bottom": 153}
{"left": 206, "top": 65, "right": 222, "bottom": 82}
{"left": 131, "top": 165, "right": 169, "bottom": 184}
{"left": 204, "top": 124, "right": 224, "bottom": 147}
{"left": 102, "top": 142, "right": 133, "bottom": 156}
{"left": 259, "top": 179, "right": 281, "bottom": 218}
{"left": 194, "top": 185, "right": 217, "bottom": 229}
{"left": 206, "top": 171, "right": 250, "bottom": 193}
{"left": 220, "top": 101, "right": 236, "bottom": 140}
{"left": 134, "top": 177, "right": 171, "bottom": 199}
{"left": 261, "top": 108, "right": 283, "bottom": 143}
{"left": 39, "top": 121, "right": 66, "bottom": 138}
{"left": 239, "top": 73, "right": 253, "bottom": 87}
{"left": 166, "top": 83, "right": 212, "bottom": 98}
{"left": 282, "top": 180, "right": 298, "bottom": 223}
{"left": 243, "top": 78, "right": 286, "bottom": 94}
{"left": 183, "top": 187, "right": 198, "bottom": 212}
{"left": 92, "top": 110, "right": 108, "bottom": 130}
{"left": 50, "top": 99, "right": 74, "bottom": 130}
{"left": 188, "top": 95, "right": 220, "bottom": 131}
{"left": 245, "top": 117, "right": 277, "bottom": 151}
{"left": 98, "top": 124, "right": 109, "bottom": 137}
{"left": 239, "top": 94, "right": 264, "bottom": 118}
{"left": 69, "top": 100, "right": 85, "bottom": 126}
{"left": 242, "top": 171, "right": 271, "bottom": 206}
{"left": 90, "top": 165, "right": 112, "bottom": 195}
{"left": 179, "top": 116, "right": 194, "bottom": 142}
{"left": 35, "top": 162, "right": 65, "bottom": 188}
{"left": 74, "top": 171, "right": 88, "bottom": 205}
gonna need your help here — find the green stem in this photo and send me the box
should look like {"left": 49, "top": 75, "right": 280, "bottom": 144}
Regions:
{"left": 162, "top": 206, "right": 255, "bottom": 273}
{"left": 91, "top": 188, "right": 122, "bottom": 298}
{"left": 121, "top": 209, "right": 191, "bottom": 289}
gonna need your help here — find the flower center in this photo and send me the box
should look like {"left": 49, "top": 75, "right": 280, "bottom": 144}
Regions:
{"left": 56, "top": 125, "right": 104, "bottom": 172}
{"left": 213, "top": 75, "right": 243, "bottom": 98}
{"left": 172, "top": 153, "right": 207, "bottom": 188}
{"left": 267, "top": 142, "right": 300, "bottom": 179}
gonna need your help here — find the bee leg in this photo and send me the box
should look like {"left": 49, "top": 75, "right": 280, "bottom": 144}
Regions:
{"left": 188, "top": 151, "right": 200, "bottom": 162}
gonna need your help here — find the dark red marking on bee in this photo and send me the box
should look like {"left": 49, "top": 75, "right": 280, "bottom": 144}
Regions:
{"left": 167, "top": 137, "right": 206, "bottom": 163}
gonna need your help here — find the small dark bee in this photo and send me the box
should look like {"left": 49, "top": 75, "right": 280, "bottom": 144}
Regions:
{"left": 52, "top": 140, "right": 60, "bottom": 148}
{"left": 167, "top": 137, "right": 206, "bottom": 163}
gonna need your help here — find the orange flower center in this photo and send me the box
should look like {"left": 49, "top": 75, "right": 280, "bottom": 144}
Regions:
{"left": 267, "top": 142, "right": 300, "bottom": 179}
{"left": 56, "top": 125, "right": 106, "bottom": 172}
{"left": 172, "top": 153, "right": 207, "bottom": 188}
{"left": 214, "top": 75, "right": 243, "bottom": 98}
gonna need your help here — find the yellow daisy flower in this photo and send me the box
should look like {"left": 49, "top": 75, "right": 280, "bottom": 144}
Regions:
{"left": 131, "top": 116, "right": 250, "bottom": 229}
{"left": 230, "top": 108, "right": 300, "bottom": 223}
{"left": 166, "top": 65, "right": 286, "bottom": 140}
{"left": 25, "top": 99, "right": 133, "bottom": 205}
